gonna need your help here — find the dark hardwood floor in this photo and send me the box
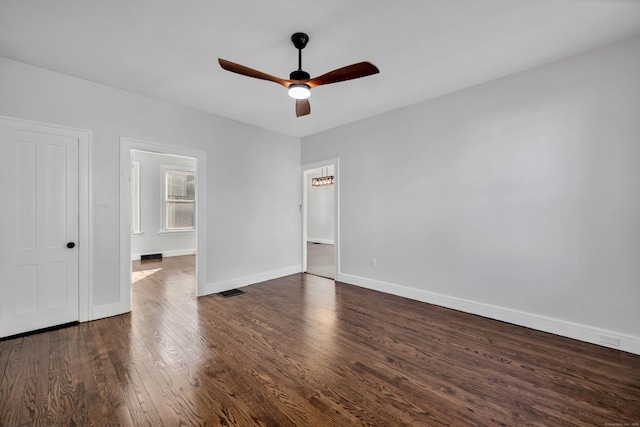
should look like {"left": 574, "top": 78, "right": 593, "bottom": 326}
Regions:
{"left": 1, "top": 255, "right": 639, "bottom": 426}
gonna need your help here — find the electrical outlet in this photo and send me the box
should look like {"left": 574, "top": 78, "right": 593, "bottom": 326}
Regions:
{"left": 371, "top": 258, "right": 377, "bottom": 268}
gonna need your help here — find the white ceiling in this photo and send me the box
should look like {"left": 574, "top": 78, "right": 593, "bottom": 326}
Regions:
{"left": 1, "top": 1, "right": 640, "bottom": 138}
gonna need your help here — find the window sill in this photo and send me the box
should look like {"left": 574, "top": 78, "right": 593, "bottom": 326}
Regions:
{"left": 158, "top": 229, "right": 196, "bottom": 235}
{"left": 131, "top": 232, "right": 144, "bottom": 237}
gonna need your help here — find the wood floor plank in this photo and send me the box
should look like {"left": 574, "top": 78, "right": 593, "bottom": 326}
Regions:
{"left": 82, "top": 320, "right": 137, "bottom": 426}
{"left": 130, "top": 259, "right": 276, "bottom": 425}
{"left": 1, "top": 336, "right": 39, "bottom": 424}
{"left": 67, "top": 324, "right": 100, "bottom": 426}
{"left": 1, "top": 254, "right": 639, "bottom": 426}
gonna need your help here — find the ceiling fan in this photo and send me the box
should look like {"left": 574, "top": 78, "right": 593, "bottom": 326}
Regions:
{"left": 218, "top": 32, "right": 380, "bottom": 117}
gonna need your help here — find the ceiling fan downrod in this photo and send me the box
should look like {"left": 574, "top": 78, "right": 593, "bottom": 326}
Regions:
{"left": 290, "top": 32, "right": 310, "bottom": 81}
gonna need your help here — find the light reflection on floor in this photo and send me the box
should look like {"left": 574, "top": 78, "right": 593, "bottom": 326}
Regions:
{"left": 131, "top": 268, "right": 162, "bottom": 283}
{"left": 302, "top": 274, "right": 337, "bottom": 357}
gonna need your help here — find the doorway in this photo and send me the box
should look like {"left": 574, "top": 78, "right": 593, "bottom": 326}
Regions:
{"left": 302, "top": 159, "right": 339, "bottom": 280}
{"left": 130, "top": 150, "right": 197, "bottom": 303}
{"left": 120, "top": 138, "right": 206, "bottom": 315}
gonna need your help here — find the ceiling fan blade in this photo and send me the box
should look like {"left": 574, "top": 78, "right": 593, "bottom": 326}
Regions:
{"left": 218, "top": 58, "right": 290, "bottom": 87}
{"left": 307, "top": 61, "right": 379, "bottom": 88}
{"left": 296, "top": 99, "right": 311, "bottom": 117}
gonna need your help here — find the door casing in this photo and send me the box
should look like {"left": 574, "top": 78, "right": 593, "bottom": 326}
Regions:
{"left": 119, "top": 137, "right": 206, "bottom": 309}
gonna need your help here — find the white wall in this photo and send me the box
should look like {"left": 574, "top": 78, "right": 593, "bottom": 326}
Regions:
{"left": 302, "top": 36, "right": 640, "bottom": 354}
{"left": 131, "top": 150, "right": 197, "bottom": 259}
{"left": 0, "top": 56, "right": 301, "bottom": 316}
{"left": 307, "top": 166, "right": 334, "bottom": 244}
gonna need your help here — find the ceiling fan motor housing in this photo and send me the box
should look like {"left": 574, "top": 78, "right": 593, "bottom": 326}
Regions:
{"left": 290, "top": 70, "right": 310, "bottom": 80}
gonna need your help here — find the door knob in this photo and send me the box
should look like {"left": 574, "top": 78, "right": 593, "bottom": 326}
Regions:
{"left": 67, "top": 242, "right": 76, "bottom": 249}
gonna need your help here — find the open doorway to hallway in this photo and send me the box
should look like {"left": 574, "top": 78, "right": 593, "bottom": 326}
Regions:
{"left": 130, "top": 149, "right": 197, "bottom": 300}
{"left": 120, "top": 137, "right": 206, "bottom": 316}
{"left": 303, "top": 161, "right": 338, "bottom": 280}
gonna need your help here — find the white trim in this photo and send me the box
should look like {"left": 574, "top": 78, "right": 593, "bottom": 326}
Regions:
{"left": 158, "top": 229, "right": 196, "bottom": 235}
{"left": 131, "top": 248, "right": 196, "bottom": 261}
{"left": 204, "top": 265, "right": 302, "bottom": 295}
{"left": 130, "top": 160, "right": 141, "bottom": 234}
{"left": 302, "top": 158, "right": 340, "bottom": 278}
{"left": 337, "top": 272, "right": 640, "bottom": 355}
{"left": 79, "top": 128, "right": 91, "bottom": 322}
{"left": 91, "top": 302, "right": 126, "bottom": 321}
{"left": 0, "top": 115, "right": 92, "bottom": 323}
{"left": 120, "top": 138, "right": 207, "bottom": 309}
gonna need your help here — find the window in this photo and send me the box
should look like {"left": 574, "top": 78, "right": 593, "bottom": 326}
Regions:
{"left": 162, "top": 165, "right": 196, "bottom": 231}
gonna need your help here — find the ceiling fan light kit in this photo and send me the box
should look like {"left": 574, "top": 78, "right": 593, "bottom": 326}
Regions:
{"left": 218, "top": 32, "right": 379, "bottom": 117}
{"left": 288, "top": 84, "right": 311, "bottom": 99}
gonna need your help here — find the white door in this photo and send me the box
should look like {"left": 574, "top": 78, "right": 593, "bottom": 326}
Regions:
{"left": 0, "top": 127, "right": 79, "bottom": 337}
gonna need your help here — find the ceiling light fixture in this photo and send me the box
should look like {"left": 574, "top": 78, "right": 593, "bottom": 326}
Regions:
{"left": 288, "top": 84, "right": 311, "bottom": 99}
{"left": 218, "top": 32, "right": 379, "bottom": 117}
{"left": 312, "top": 167, "right": 334, "bottom": 187}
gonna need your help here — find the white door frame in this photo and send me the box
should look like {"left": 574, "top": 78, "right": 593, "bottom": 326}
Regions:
{"left": 302, "top": 158, "right": 340, "bottom": 278}
{"left": 120, "top": 138, "right": 206, "bottom": 309}
{"left": 0, "top": 115, "right": 92, "bottom": 323}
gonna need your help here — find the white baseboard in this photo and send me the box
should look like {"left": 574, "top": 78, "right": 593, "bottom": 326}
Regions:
{"left": 204, "top": 265, "right": 302, "bottom": 295}
{"left": 131, "top": 248, "right": 196, "bottom": 261}
{"left": 307, "top": 238, "right": 335, "bottom": 245}
{"left": 337, "top": 273, "right": 640, "bottom": 356}
{"left": 91, "top": 302, "right": 129, "bottom": 321}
